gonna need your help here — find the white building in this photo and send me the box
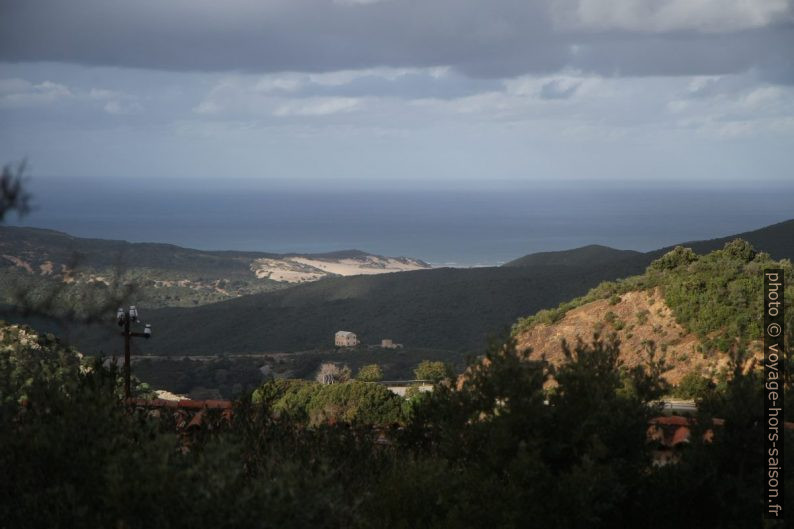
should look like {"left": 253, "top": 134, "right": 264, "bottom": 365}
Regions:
{"left": 381, "top": 339, "right": 403, "bottom": 349}
{"left": 335, "top": 331, "right": 359, "bottom": 347}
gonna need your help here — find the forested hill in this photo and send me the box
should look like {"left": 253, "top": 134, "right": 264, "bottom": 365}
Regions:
{"left": 504, "top": 218, "right": 794, "bottom": 270}
{"left": 71, "top": 260, "right": 643, "bottom": 355}
{"left": 7, "top": 219, "right": 794, "bottom": 356}
{"left": 503, "top": 245, "right": 643, "bottom": 268}
{"left": 650, "top": 218, "right": 794, "bottom": 261}
{"left": 513, "top": 239, "right": 793, "bottom": 385}
{"left": 0, "top": 226, "right": 282, "bottom": 272}
{"left": 0, "top": 226, "right": 430, "bottom": 307}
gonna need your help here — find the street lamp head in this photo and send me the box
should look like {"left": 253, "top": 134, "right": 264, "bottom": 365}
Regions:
{"left": 129, "top": 305, "right": 138, "bottom": 322}
{"left": 116, "top": 307, "right": 125, "bottom": 326}
{"left": 144, "top": 324, "right": 152, "bottom": 339}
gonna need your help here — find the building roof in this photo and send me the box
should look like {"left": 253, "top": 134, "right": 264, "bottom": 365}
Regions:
{"left": 125, "top": 398, "right": 794, "bottom": 452}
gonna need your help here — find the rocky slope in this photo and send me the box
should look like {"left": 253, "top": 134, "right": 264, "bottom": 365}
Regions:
{"left": 513, "top": 240, "right": 792, "bottom": 386}
{"left": 515, "top": 287, "right": 758, "bottom": 384}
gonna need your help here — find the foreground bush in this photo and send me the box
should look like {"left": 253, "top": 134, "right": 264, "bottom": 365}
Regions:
{"left": 2, "top": 324, "right": 791, "bottom": 528}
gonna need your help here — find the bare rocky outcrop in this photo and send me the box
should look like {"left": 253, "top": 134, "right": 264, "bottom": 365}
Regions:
{"left": 514, "top": 287, "right": 762, "bottom": 385}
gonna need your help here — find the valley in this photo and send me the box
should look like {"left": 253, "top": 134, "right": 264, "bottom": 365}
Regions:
{"left": 2, "top": 219, "right": 793, "bottom": 399}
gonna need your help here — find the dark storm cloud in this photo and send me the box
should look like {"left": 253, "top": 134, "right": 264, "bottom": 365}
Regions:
{"left": 0, "top": 0, "right": 792, "bottom": 81}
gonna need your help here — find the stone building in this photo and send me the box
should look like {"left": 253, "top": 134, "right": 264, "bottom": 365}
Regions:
{"left": 335, "top": 330, "right": 358, "bottom": 347}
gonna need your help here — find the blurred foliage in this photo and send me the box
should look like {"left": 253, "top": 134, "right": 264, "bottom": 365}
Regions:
{"left": 0, "top": 161, "right": 31, "bottom": 222}
{"left": 0, "top": 262, "right": 284, "bottom": 311}
{"left": 2, "top": 321, "right": 791, "bottom": 528}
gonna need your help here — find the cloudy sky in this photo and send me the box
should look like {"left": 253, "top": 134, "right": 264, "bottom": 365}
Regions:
{"left": 1, "top": 0, "right": 792, "bottom": 186}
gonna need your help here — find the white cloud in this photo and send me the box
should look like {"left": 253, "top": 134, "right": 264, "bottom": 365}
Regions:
{"left": 741, "top": 86, "right": 786, "bottom": 110}
{"left": 504, "top": 72, "right": 603, "bottom": 100}
{"left": 307, "top": 68, "right": 421, "bottom": 86}
{"left": 103, "top": 99, "right": 143, "bottom": 115}
{"left": 89, "top": 87, "right": 142, "bottom": 114}
{"left": 273, "top": 97, "right": 359, "bottom": 116}
{"left": 555, "top": 0, "right": 791, "bottom": 33}
{"left": 89, "top": 88, "right": 122, "bottom": 99}
{"left": 0, "top": 78, "right": 72, "bottom": 107}
{"left": 253, "top": 76, "right": 304, "bottom": 93}
{"left": 666, "top": 76, "right": 794, "bottom": 138}
{"left": 0, "top": 77, "right": 143, "bottom": 115}
{"left": 192, "top": 68, "right": 443, "bottom": 117}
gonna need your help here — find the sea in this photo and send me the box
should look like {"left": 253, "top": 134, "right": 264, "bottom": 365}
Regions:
{"left": 10, "top": 178, "right": 794, "bottom": 267}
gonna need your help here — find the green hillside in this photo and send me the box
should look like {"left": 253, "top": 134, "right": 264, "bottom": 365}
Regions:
{"left": 4, "top": 219, "right": 794, "bottom": 358}
{"left": 68, "top": 261, "right": 642, "bottom": 356}
{"left": 0, "top": 226, "right": 428, "bottom": 308}
{"left": 514, "top": 239, "right": 794, "bottom": 353}
{"left": 503, "top": 244, "right": 643, "bottom": 268}
{"left": 0, "top": 226, "right": 281, "bottom": 272}
{"left": 505, "top": 219, "right": 794, "bottom": 270}
{"left": 653, "top": 218, "right": 794, "bottom": 261}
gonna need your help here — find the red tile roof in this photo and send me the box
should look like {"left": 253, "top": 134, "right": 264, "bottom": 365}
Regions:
{"left": 127, "top": 398, "right": 233, "bottom": 410}
{"left": 127, "top": 398, "right": 234, "bottom": 432}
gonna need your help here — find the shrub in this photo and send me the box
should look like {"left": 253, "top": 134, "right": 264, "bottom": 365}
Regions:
{"left": 254, "top": 378, "right": 405, "bottom": 426}
{"left": 673, "top": 372, "right": 713, "bottom": 400}
{"left": 648, "top": 245, "right": 698, "bottom": 271}
{"left": 414, "top": 360, "right": 453, "bottom": 382}
{"left": 356, "top": 364, "right": 383, "bottom": 382}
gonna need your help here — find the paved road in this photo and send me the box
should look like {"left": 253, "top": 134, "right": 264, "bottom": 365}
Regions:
{"left": 659, "top": 399, "right": 697, "bottom": 414}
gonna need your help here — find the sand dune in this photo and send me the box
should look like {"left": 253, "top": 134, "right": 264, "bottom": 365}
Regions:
{"left": 251, "top": 255, "right": 429, "bottom": 283}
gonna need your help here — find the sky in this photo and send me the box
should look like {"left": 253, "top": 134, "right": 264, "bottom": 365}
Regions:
{"left": 1, "top": 0, "right": 793, "bottom": 187}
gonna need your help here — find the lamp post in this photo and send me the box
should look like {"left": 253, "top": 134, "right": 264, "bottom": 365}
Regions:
{"left": 116, "top": 305, "right": 152, "bottom": 399}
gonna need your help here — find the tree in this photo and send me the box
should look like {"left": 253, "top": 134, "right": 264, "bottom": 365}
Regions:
{"left": 0, "top": 159, "right": 137, "bottom": 330}
{"left": 673, "top": 371, "right": 713, "bottom": 400}
{"left": 315, "top": 362, "right": 351, "bottom": 384}
{"left": 414, "top": 360, "right": 453, "bottom": 383}
{"left": 356, "top": 364, "right": 383, "bottom": 382}
{"left": 0, "top": 160, "right": 31, "bottom": 222}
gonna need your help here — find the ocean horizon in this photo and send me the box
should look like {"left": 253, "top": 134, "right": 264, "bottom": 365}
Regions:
{"left": 10, "top": 179, "right": 794, "bottom": 267}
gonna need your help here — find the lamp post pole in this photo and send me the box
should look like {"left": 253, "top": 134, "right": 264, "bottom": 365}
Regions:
{"left": 117, "top": 305, "right": 152, "bottom": 400}
{"left": 124, "top": 315, "right": 131, "bottom": 399}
